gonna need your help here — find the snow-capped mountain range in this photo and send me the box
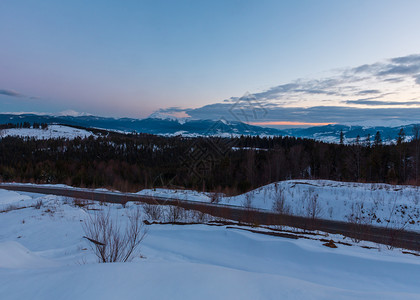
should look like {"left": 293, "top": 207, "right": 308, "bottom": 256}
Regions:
{"left": 1, "top": 113, "right": 419, "bottom": 143}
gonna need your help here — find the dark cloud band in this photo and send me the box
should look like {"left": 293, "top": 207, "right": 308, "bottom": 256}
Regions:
{"left": 0, "top": 89, "right": 23, "bottom": 97}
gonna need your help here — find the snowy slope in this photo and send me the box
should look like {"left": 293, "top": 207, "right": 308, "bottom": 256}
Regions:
{"left": 1, "top": 125, "right": 95, "bottom": 139}
{"left": 3, "top": 180, "right": 420, "bottom": 232}
{"left": 0, "top": 189, "right": 32, "bottom": 210}
{"left": 138, "top": 188, "right": 213, "bottom": 202}
{"left": 140, "top": 180, "right": 420, "bottom": 232}
{"left": 1, "top": 188, "right": 420, "bottom": 299}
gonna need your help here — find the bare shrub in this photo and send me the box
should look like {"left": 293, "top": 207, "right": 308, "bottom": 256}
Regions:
{"left": 34, "top": 199, "right": 43, "bottom": 209}
{"left": 210, "top": 192, "right": 222, "bottom": 204}
{"left": 63, "top": 197, "right": 72, "bottom": 205}
{"left": 384, "top": 196, "right": 411, "bottom": 249}
{"left": 346, "top": 201, "right": 374, "bottom": 243}
{"left": 242, "top": 193, "right": 258, "bottom": 225}
{"left": 143, "top": 203, "right": 164, "bottom": 221}
{"left": 74, "top": 198, "right": 90, "bottom": 208}
{"left": 189, "top": 210, "right": 209, "bottom": 223}
{"left": 82, "top": 207, "right": 147, "bottom": 263}
{"left": 328, "top": 207, "right": 334, "bottom": 218}
{"left": 347, "top": 202, "right": 367, "bottom": 224}
{"left": 242, "top": 193, "right": 254, "bottom": 209}
{"left": 167, "top": 205, "right": 184, "bottom": 222}
{"left": 306, "top": 189, "right": 322, "bottom": 220}
{"left": 272, "top": 188, "right": 290, "bottom": 215}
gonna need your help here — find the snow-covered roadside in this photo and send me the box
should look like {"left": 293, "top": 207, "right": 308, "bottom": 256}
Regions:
{"left": 1, "top": 188, "right": 420, "bottom": 299}
{"left": 0, "top": 189, "right": 32, "bottom": 211}
{"left": 137, "top": 188, "right": 213, "bottom": 202}
{"left": 4, "top": 179, "right": 420, "bottom": 232}
{"left": 139, "top": 180, "right": 420, "bottom": 232}
{"left": 0, "top": 125, "right": 95, "bottom": 139}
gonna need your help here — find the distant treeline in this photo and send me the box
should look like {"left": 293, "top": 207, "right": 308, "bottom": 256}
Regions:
{"left": 0, "top": 128, "right": 419, "bottom": 194}
{"left": 0, "top": 122, "right": 49, "bottom": 130}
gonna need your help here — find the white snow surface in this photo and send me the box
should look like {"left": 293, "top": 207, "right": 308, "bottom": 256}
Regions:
{"left": 3, "top": 179, "right": 420, "bottom": 232}
{"left": 1, "top": 125, "right": 95, "bottom": 139}
{"left": 0, "top": 241, "right": 58, "bottom": 269}
{"left": 1, "top": 188, "right": 420, "bottom": 299}
{"left": 137, "top": 188, "right": 213, "bottom": 202}
{"left": 5, "top": 179, "right": 420, "bottom": 232}
{"left": 0, "top": 189, "right": 32, "bottom": 210}
{"left": 140, "top": 180, "right": 420, "bottom": 232}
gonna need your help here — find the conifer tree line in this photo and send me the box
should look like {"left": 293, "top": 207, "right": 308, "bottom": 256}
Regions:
{"left": 0, "top": 122, "right": 49, "bottom": 129}
{"left": 0, "top": 127, "right": 420, "bottom": 194}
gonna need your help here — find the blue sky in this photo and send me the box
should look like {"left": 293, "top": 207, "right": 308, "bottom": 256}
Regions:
{"left": 1, "top": 0, "right": 420, "bottom": 124}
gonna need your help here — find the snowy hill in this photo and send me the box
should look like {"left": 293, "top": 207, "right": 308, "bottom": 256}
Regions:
{"left": 1, "top": 187, "right": 420, "bottom": 299}
{"left": 139, "top": 180, "right": 420, "bottom": 232}
{"left": 0, "top": 125, "right": 95, "bottom": 140}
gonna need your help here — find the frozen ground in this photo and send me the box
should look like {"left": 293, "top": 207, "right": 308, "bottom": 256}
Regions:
{"left": 1, "top": 125, "right": 95, "bottom": 139}
{"left": 1, "top": 188, "right": 420, "bottom": 299}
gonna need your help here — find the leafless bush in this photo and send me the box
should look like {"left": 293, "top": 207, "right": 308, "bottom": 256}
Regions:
{"left": 241, "top": 193, "right": 259, "bottom": 225}
{"left": 82, "top": 207, "right": 147, "bottom": 263}
{"left": 384, "top": 196, "right": 411, "bottom": 249}
{"left": 210, "top": 192, "right": 222, "bottom": 204}
{"left": 327, "top": 207, "right": 334, "bottom": 218}
{"left": 272, "top": 188, "right": 290, "bottom": 215}
{"left": 346, "top": 201, "right": 374, "bottom": 243}
{"left": 347, "top": 202, "right": 368, "bottom": 224}
{"left": 62, "top": 197, "right": 73, "bottom": 205}
{"left": 74, "top": 198, "right": 90, "bottom": 208}
{"left": 143, "top": 203, "right": 164, "bottom": 221}
{"left": 242, "top": 193, "right": 254, "bottom": 209}
{"left": 167, "top": 205, "right": 184, "bottom": 222}
{"left": 306, "top": 189, "right": 322, "bottom": 220}
{"left": 189, "top": 210, "right": 209, "bottom": 222}
{"left": 34, "top": 199, "right": 43, "bottom": 209}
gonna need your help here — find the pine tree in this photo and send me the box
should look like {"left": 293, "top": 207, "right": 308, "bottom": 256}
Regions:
{"left": 397, "top": 128, "right": 407, "bottom": 182}
{"left": 397, "top": 128, "right": 405, "bottom": 145}
{"left": 374, "top": 131, "right": 382, "bottom": 147}
{"left": 339, "top": 130, "right": 344, "bottom": 145}
{"left": 365, "top": 133, "right": 371, "bottom": 147}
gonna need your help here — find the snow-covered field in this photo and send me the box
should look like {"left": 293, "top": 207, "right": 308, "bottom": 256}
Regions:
{"left": 1, "top": 188, "right": 420, "bottom": 299}
{"left": 0, "top": 125, "right": 95, "bottom": 139}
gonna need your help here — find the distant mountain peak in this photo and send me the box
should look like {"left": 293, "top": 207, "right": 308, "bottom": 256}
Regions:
{"left": 147, "top": 111, "right": 190, "bottom": 124}
{"left": 56, "top": 110, "right": 93, "bottom": 117}
{"left": 342, "top": 119, "right": 420, "bottom": 129}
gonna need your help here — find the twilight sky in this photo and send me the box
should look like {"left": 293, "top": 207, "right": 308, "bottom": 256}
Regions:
{"left": 1, "top": 0, "right": 420, "bottom": 125}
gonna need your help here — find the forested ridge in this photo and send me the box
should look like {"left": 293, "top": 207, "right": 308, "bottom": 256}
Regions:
{"left": 1, "top": 128, "right": 419, "bottom": 194}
